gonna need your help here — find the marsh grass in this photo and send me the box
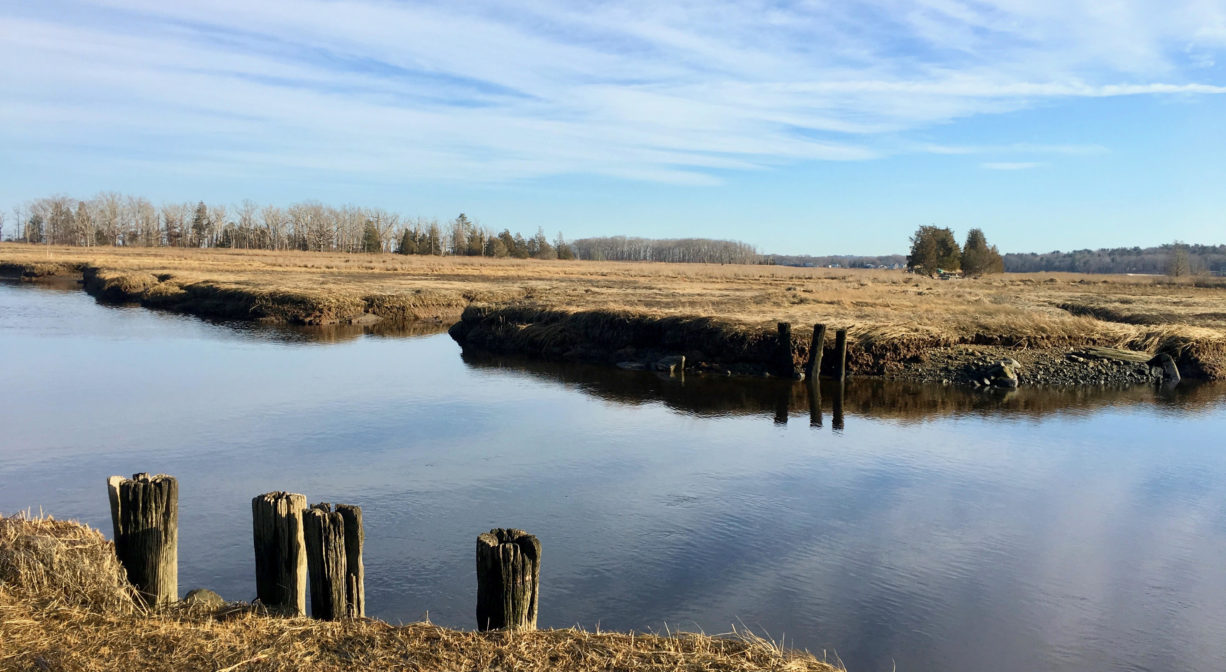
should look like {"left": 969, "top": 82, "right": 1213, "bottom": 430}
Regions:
{"left": 0, "top": 514, "right": 840, "bottom": 672}
{"left": 2, "top": 243, "right": 1223, "bottom": 375}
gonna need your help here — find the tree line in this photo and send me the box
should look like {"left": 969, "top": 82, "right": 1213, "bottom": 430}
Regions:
{"left": 1002, "top": 243, "right": 1226, "bottom": 275}
{"left": 2, "top": 193, "right": 579, "bottom": 258}
{"left": 568, "top": 236, "right": 758, "bottom": 264}
{"left": 0, "top": 194, "right": 764, "bottom": 264}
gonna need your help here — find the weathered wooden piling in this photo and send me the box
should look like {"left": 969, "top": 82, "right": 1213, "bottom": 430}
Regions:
{"left": 834, "top": 328, "right": 848, "bottom": 381}
{"left": 106, "top": 473, "right": 178, "bottom": 607}
{"left": 476, "top": 528, "right": 541, "bottom": 631}
{"left": 304, "top": 504, "right": 348, "bottom": 620}
{"left": 336, "top": 504, "right": 365, "bottom": 618}
{"left": 804, "top": 324, "right": 827, "bottom": 379}
{"left": 776, "top": 322, "right": 800, "bottom": 378}
{"left": 252, "top": 491, "right": 307, "bottom": 616}
{"left": 807, "top": 379, "right": 823, "bottom": 428}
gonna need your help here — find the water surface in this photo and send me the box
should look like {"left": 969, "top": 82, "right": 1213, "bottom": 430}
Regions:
{"left": 2, "top": 281, "right": 1225, "bottom": 672}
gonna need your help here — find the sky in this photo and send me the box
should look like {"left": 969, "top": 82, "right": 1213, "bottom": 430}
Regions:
{"left": 2, "top": 0, "right": 1225, "bottom": 255}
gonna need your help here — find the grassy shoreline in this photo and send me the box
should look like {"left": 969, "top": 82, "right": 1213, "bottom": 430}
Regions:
{"left": 2, "top": 243, "right": 1223, "bottom": 380}
{"left": 0, "top": 514, "right": 840, "bottom": 672}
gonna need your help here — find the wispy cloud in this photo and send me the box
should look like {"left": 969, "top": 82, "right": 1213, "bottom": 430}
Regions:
{"left": 1, "top": 0, "right": 1224, "bottom": 185}
{"left": 982, "top": 162, "right": 1045, "bottom": 171}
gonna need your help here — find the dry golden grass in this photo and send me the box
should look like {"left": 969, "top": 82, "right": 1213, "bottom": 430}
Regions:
{"left": 3, "top": 243, "right": 1224, "bottom": 374}
{"left": 0, "top": 514, "right": 840, "bottom": 672}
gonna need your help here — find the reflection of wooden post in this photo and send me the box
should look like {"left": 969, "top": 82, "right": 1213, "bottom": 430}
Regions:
{"left": 107, "top": 473, "right": 178, "bottom": 607}
{"left": 834, "top": 329, "right": 848, "bottom": 381}
{"left": 252, "top": 492, "right": 307, "bottom": 616}
{"left": 804, "top": 324, "right": 826, "bottom": 379}
{"left": 336, "top": 504, "right": 365, "bottom": 618}
{"left": 476, "top": 528, "right": 540, "bottom": 631}
{"left": 304, "top": 504, "right": 347, "bottom": 620}
{"left": 807, "top": 379, "right": 823, "bottom": 428}
{"left": 774, "top": 382, "right": 789, "bottom": 426}
{"left": 832, "top": 381, "right": 845, "bottom": 431}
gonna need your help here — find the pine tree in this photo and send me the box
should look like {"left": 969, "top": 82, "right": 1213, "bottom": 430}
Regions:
{"left": 907, "top": 225, "right": 961, "bottom": 276}
{"left": 961, "top": 228, "right": 1004, "bottom": 276}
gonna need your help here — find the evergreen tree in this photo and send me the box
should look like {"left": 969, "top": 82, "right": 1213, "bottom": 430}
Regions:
{"left": 960, "top": 228, "right": 1004, "bottom": 276}
{"left": 397, "top": 228, "right": 415, "bottom": 254}
{"left": 362, "top": 221, "right": 382, "bottom": 253}
{"left": 907, "top": 225, "right": 961, "bottom": 276}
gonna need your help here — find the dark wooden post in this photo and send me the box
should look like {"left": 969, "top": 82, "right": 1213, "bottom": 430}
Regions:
{"left": 252, "top": 491, "right": 307, "bottom": 616}
{"left": 832, "top": 380, "right": 845, "bottom": 431}
{"left": 336, "top": 504, "right": 365, "bottom": 618}
{"left": 807, "top": 379, "right": 823, "bottom": 428}
{"left": 106, "top": 473, "right": 178, "bottom": 607}
{"left": 775, "top": 322, "right": 799, "bottom": 378}
{"left": 304, "top": 504, "right": 347, "bottom": 620}
{"left": 476, "top": 528, "right": 540, "bottom": 631}
{"left": 804, "top": 324, "right": 827, "bottom": 379}
{"left": 834, "top": 328, "right": 848, "bottom": 381}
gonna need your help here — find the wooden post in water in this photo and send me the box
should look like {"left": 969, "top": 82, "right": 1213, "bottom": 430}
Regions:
{"left": 475, "top": 528, "right": 541, "bottom": 631}
{"left": 304, "top": 503, "right": 348, "bottom": 620}
{"left": 775, "top": 322, "right": 799, "bottom": 378}
{"left": 807, "top": 379, "right": 823, "bottom": 428}
{"left": 252, "top": 491, "right": 307, "bottom": 616}
{"left": 834, "top": 328, "right": 848, "bottom": 381}
{"left": 804, "top": 324, "right": 827, "bottom": 379}
{"left": 336, "top": 504, "right": 365, "bottom": 618}
{"left": 106, "top": 473, "right": 178, "bottom": 607}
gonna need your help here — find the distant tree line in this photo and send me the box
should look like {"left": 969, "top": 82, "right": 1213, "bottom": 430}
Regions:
{"left": 2, "top": 194, "right": 765, "bottom": 265}
{"left": 764, "top": 253, "right": 906, "bottom": 269}
{"left": 4, "top": 193, "right": 583, "bottom": 259}
{"left": 569, "top": 236, "right": 758, "bottom": 264}
{"left": 1002, "top": 243, "right": 1226, "bottom": 275}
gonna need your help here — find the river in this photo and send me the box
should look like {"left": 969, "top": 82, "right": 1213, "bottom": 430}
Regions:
{"left": 2, "top": 280, "right": 1225, "bottom": 672}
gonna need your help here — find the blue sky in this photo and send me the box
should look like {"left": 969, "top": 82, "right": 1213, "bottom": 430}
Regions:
{"left": 2, "top": 0, "right": 1224, "bottom": 254}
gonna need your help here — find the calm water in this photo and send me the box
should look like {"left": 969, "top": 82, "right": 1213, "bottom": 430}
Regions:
{"left": 3, "top": 281, "right": 1226, "bottom": 672}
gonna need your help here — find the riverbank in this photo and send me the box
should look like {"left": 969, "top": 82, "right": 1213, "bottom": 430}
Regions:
{"left": 2, "top": 244, "right": 1223, "bottom": 384}
{"left": 0, "top": 514, "right": 838, "bottom": 672}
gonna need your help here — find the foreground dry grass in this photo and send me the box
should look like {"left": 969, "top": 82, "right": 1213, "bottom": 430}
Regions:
{"left": 0, "top": 515, "right": 839, "bottom": 672}
{"left": 2, "top": 243, "right": 1224, "bottom": 376}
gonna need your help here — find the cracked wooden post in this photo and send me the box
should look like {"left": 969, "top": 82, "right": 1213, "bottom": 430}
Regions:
{"left": 252, "top": 491, "right": 307, "bottom": 616}
{"left": 106, "top": 473, "right": 178, "bottom": 607}
{"left": 304, "top": 503, "right": 347, "bottom": 620}
{"left": 834, "top": 328, "right": 848, "bottom": 381}
{"left": 476, "top": 528, "right": 540, "bottom": 631}
{"left": 804, "top": 324, "right": 827, "bottom": 379}
{"left": 336, "top": 504, "right": 365, "bottom": 618}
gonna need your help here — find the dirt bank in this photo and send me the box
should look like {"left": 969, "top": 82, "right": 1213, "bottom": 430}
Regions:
{"left": 0, "top": 514, "right": 838, "bottom": 672}
{"left": 448, "top": 305, "right": 1217, "bottom": 386}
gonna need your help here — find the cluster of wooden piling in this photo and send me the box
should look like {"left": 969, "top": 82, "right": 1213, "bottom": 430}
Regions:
{"left": 105, "top": 474, "right": 540, "bottom": 630}
{"left": 778, "top": 322, "right": 846, "bottom": 382}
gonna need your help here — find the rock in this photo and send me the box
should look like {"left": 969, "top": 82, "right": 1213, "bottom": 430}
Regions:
{"left": 654, "top": 355, "right": 686, "bottom": 375}
{"left": 985, "top": 359, "right": 1019, "bottom": 388}
{"left": 1148, "top": 353, "right": 1181, "bottom": 383}
{"left": 616, "top": 361, "right": 646, "bottom": 371}
{"left": 183, "top": 588, "right": 224, "bottom": 607}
